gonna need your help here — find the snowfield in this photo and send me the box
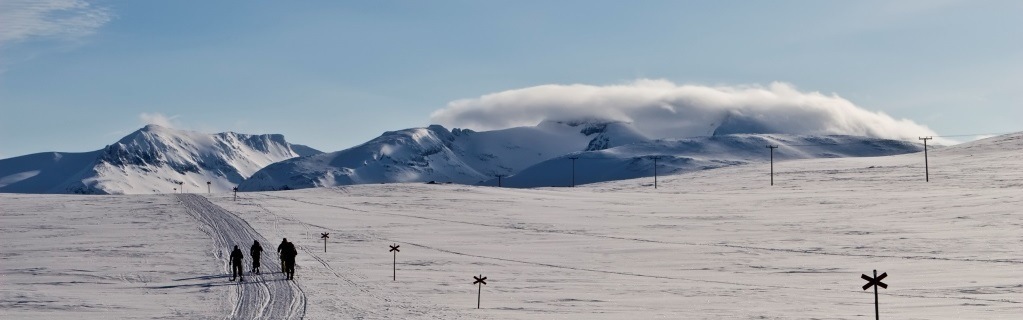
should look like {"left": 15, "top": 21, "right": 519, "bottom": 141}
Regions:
{"left": 2, "top": 133, "right": 1020, "bottom": 319}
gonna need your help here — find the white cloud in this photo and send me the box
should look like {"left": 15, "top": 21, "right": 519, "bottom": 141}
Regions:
{"left": 0, "top": 0, "right": 112, "bottom": 47}
{"left": 430, "top": 79, "right": 941, "bottom": 142}
{"left": 139, "top": 112, "right": 181, "bottom": 129}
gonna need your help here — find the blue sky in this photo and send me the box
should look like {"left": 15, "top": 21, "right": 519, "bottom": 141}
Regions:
{"left": 1, "top": 0, "right": 1021, "bottom": 157}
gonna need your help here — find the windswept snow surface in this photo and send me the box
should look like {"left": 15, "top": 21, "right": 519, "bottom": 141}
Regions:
{"left": 0, "top": 194, "right": 233, "bottom": 319}
{"left": 3, "top": 132, "right": 1021, "bottom": 319}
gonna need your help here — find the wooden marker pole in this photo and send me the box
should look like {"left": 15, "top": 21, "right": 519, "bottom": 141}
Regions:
{"left": 389, "top": 244, "right": 400, "bottom": 281}
{"left": 473, "top": 274, "right": 487, "bottom": 309}
{"left": 861, "top": 269, "right": 888, "bottom": 320}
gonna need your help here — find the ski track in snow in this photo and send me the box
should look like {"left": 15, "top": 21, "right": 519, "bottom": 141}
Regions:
{"left": 177, "top": 194, "right": 307, "bottom": 320}
{"left": 245, "top": 200, "right": 480, "bottom": 320}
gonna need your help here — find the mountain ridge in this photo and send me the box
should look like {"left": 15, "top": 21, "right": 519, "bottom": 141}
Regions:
{"left": 0, "top": 125, "right": 321, "bottom": 194}
{"left": 239, "top": 121, "right": 925, "bottom": 191}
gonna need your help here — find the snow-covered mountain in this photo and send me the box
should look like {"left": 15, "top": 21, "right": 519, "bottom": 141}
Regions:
{"left": 240, "top": 120, "right": 641, "bottom": 191}
{"left": 239, "top": 120, "right": 922, "bottom": 191}
{"left": 487, "top": 134, "right": 923, "bottom": 188}
{"left": 0, "top": 125, "right": 320, "bottom": 194}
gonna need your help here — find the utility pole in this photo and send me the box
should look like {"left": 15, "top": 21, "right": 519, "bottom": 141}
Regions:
{"left": 653, "top": 156, "right": 660, "bottom": 189}
{"left": 568, "top": 156, "right": 579, "bottom": 187}
{"left": 919, "top": 137, "right": 932, "bottom": 182}
{"left": 495, "top": 174, "right": 504, "bottom": 187}
{"left": 766, "top": 145, "right": 778, "bottom": 186}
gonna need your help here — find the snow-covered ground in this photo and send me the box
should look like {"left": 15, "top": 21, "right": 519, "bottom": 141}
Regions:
{"left": 2, "top": 133, "right": 1020, "bottom": 319}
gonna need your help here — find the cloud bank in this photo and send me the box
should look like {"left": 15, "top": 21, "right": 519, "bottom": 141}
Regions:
{"left": 430, "top": 79, "right": 938, "bottom": 141}
{"left": 0, "top": 0, "right": 112, "bottom": 47}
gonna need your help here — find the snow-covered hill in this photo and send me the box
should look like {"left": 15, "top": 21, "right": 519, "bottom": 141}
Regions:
{"left": 239, "top": 120, "right": 648, "bottom": 191}
{"left": 239, "top": 120, "right": 921, "bottom": 191}
{"left": 490, "top": 134, "right": 923, "bottom": 188}
{"left": 0, "top": 125, "right": 320, "bottom": 194}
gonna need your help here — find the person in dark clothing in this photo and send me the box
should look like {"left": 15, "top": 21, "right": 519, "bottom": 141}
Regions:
{"left": 250, "top": 240, "right": 264, "bottom": 274}
{"left": 281, "top": 241, "right": 298, "bottom": 280}
{"left": 277, "top": 238, "right": 288, "bottom": 272}
{"left": 229, "top": 245, "right": 244, "bottom": 281}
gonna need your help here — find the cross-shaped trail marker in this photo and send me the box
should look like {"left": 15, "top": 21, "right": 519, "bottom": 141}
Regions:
{"left": 861, "top": 270, "right": 888, "bottom": 320}
{"left": 389, "top": 244, "right": 400, "bottom": 281}
{"left": 320, "top": 232, "right": 329, "bottom": 252}
{"left": 473, "top": 274, "right": 487, "bottom": 309}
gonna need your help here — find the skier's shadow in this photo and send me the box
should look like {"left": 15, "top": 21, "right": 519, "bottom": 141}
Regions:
{"left": 149, "top": 273, "right": 287, "bottom": 289}
{"left": 172, "top": 274, "right": 233, "bottom": 281}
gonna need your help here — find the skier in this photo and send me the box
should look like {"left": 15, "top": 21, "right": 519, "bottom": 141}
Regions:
{"left": 250, "top": 240, "right": 263, "bottom": 274}
{"left": 281, "top": 241, "right": 298, "bottom": 280}
{"left": 229, "top": 245, "right": 244, "bottom": 281}
{"left": 277, "top": 238, "right": 289, "bottom": 271}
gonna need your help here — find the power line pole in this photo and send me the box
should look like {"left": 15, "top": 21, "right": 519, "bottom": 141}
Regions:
{"left": 568, "top": 156, "right": 579, "bottom": 187}
{"left": 766, "top": 145, "right": 778, "bottom": 186}
{"left": 652, "top": 156, "right": 660, "bottom": 189}
{"left": 919, "top": 136, "right": 932, "bottom": 182}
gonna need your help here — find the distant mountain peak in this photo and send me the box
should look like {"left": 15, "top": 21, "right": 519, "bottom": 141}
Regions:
{"left": 0, "top": 125, "right": 321, "bottom": 194}
{"left": 141, "top": 123, "right": 167, "bottom": 131}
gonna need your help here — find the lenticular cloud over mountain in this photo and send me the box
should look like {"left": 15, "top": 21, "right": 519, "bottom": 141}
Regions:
{"left": 431, "top": 80, "right": 938, "bottom": 141}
